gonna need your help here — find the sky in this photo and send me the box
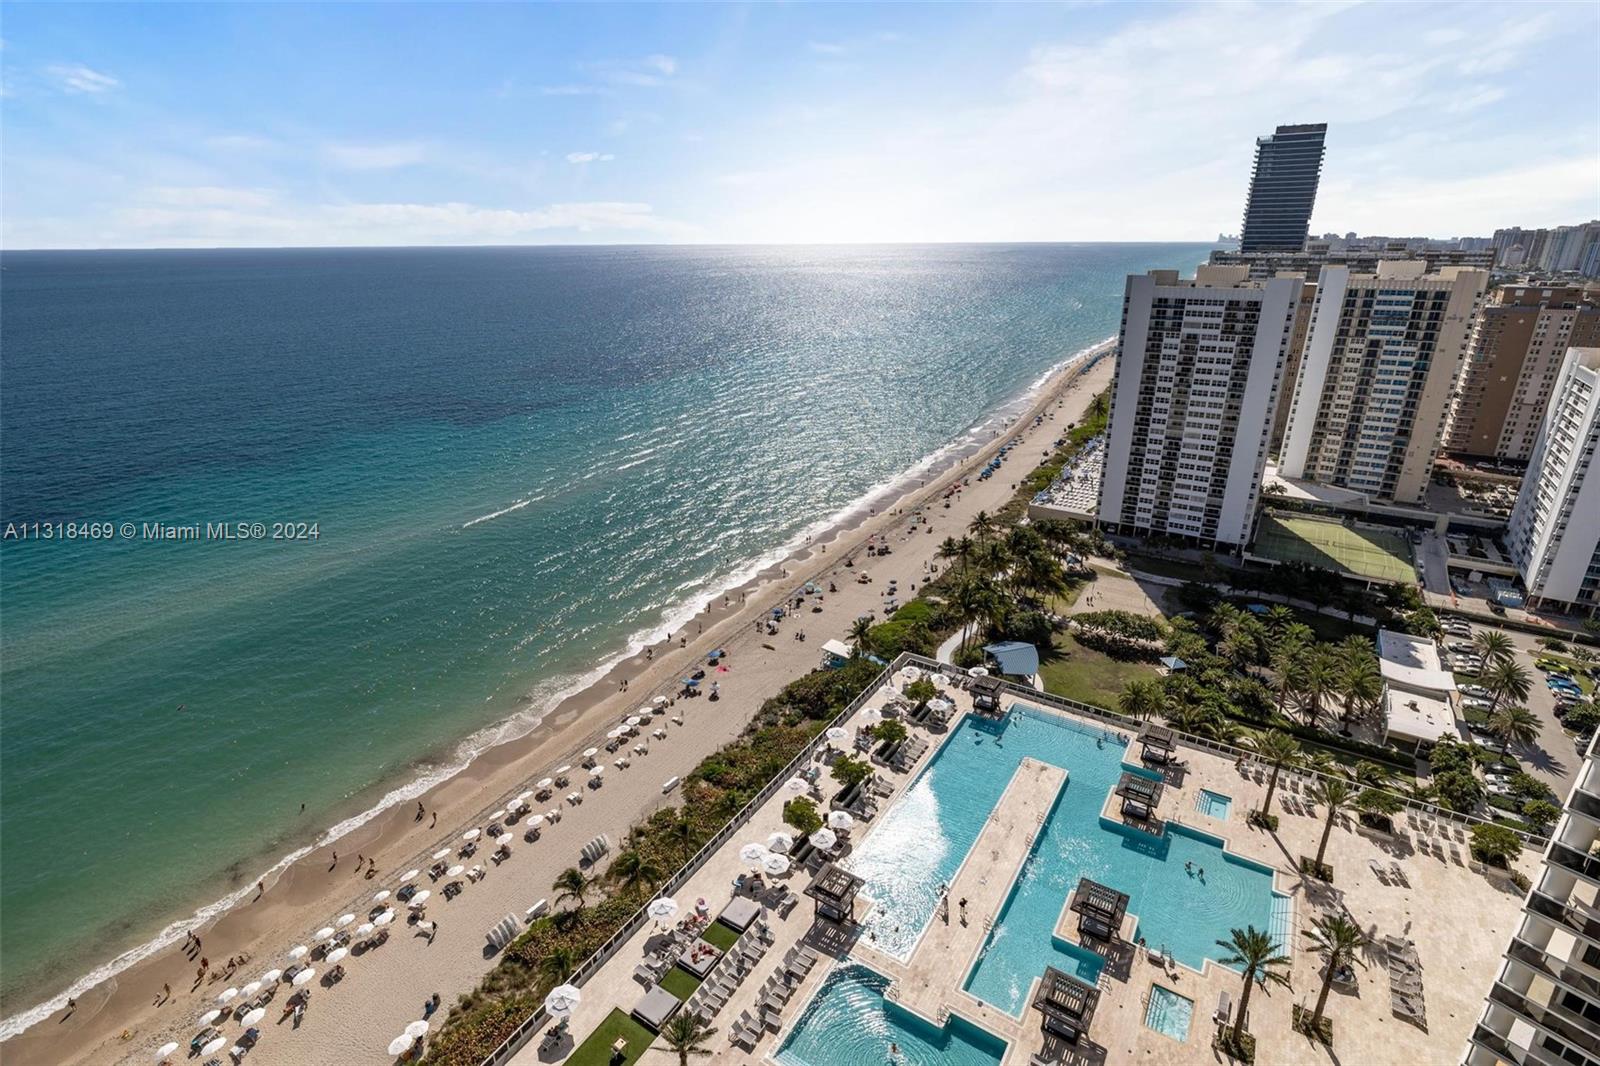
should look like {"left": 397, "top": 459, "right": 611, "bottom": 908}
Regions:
{"left": 2, "top": 1, "right": 1597, "bottom": 249}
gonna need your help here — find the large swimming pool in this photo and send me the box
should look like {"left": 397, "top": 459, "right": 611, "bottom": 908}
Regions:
{"left": 845, "top": 704, "right": 1287, "bottom": 1016}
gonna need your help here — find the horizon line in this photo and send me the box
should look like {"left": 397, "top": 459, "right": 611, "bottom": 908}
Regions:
{"left": 0, "top": 238, "right": 1231, "bottom": 254}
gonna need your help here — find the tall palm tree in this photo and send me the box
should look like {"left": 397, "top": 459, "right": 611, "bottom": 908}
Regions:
{"left": 1254, "top": 729, "right": 1301, "bottom": 820}
{"left": 1269, "top": 635, "right": 1307, "bottom": 715}
{"left": 1485, "top": 659, "right": 1532, "bottom": 713}
{"left": 1487, "top": 705, "right": 1541, "bottom": 754}
{"left": 1309, "top": 778, "right": 1355, "bottom": 875}
{"left": 1299, "top": 650, "right": 1337, "bottom": 731}
{"left": 656, "top": 1011, "right": 718, "bottom": 1066}
{"left": 847, "top": 616, "right": 874, "bottom": 658}
{"left": 1119, "top": 678, "right": 1164, "bottom": 723}
{"left": 950, "top": 576, "right": 988, "bottom": 656}
{"left": 1215, "top": 926, "right": 1291, "bottom": 1040}
{"left": 1302, "top": 914, "right": 1370, "bottom": 1035}
{"left": 1472, "top": 630, "right": 1516, "bottom": 666}
{"left": 608, "top": 849, "right": 664, "bottom": 898}
{"left": 552, "top": 867, "right": 592, "bottom": 914}
{"left": 1265, "top": 605, "right": 1296, "bottom": 638}
{"left": 668, "top": 808, "right": 701, "bottom": 864}
{"left": 536, "top": 944, "right": 577, "bottom": 988}
{"left": 1335, "top": 657, "right": 1382, "bottom": 735}
{"left": 968, "top": 510, "right": 996, "bottom": 544}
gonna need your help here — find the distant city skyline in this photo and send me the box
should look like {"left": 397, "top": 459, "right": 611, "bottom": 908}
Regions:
{"left": 3, "top": 2, "right": 1597, "bottom": 249}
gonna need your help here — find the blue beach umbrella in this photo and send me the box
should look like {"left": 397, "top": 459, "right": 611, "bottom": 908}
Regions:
{"left": 682, "top": 678, "right": 700, "bottom": 687}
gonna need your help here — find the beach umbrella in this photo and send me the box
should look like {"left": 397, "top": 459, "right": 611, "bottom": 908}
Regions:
{"left": 375, "top": 909, "right": 395, "bottom": 926}
{"left": 497, "top": 840, "right": 513, "bottom": 855}
{"left": 824, "top": 727, "right": 848, "bottom": 743}
{"left": 860, "top": 707, "right": 883, "bottom": 726}
{"left": 355, "top": 923, "right": 375, "bottom": 937}
{"left": 928, "top": 698, "right": 954, "bottom": 714}
{"left": 682, "top": 678, "right": 700, "bottom": 687}
{"left": 431, "top": 849, "right": 451, "bottom": 861}
{"left": 373, "top": 890, "right": 391, "bottom": 904}
{"left": 536, "top": 778, "right": 553, "bottom": 790}
{"left": 766, "top": 831, "right": 794, "bottom": 854}
{"left": 968, "top": 666, "right": 989, "bottom": 677}
{"left": 628, "top": 715, "right": 646, "bottom": 727}
{"left": 899, "top": 666, "right": 921, "bottom": 682}
{"left": 217, "top": 987, "right": 239, "bottom": 1004}
{"left": 809, "top": 828, "right": 837, "bottom": 851}
{"left": 326, "top": 947, "right": 348, "bottom": 965}
{"left": 489, "top": 809, "right": 506, "bottom": 822}
{"left": 155, "top": 1041, "right": 180, "bottom": 1061}
{"left": 527, "top": 814, "right": 545, "bottom": 829}
{"left": 652, "top": 696, "right": 668, "bottom": 707}
{"left": 739, "top": 843, "right": 770, "bottom": 868}
{"left": 201, "top": 1037, "right": 227, "bottom": 1056}
{"left": 555, "top": 765, "right": 572, "bottom": 776}
{"left": 446, "top": 864, "right": 464, "bottom": 877}
{"left": 336, "top": 913, "right": 356, "bottom": 927}
{"left": 387, "top": 1034, "right": 413, "bottom": 1056}
{"left": 582, "top": 748, "right": 598, "bottom": 759}
{"left": 589, "top": 766, "right": 604, "bottom": 778}
{"left": 240, "top": 981, "right": 262, "bottom": 997}
{"left": 515, "top": 790, "right": 535, "bottom": 803}
{"left": 827, "top": 810, "right": 855, "bottom": 830}
{"left": 260, "top": 969, "right": 282, "bottom": 984}
{"left": 544, "top": 984, "right": 581, "bottom": 1018}
{"left": 240, "top": 1007, "right": 266, "bottom": 1026}
{"left": 606, "top": 728, "right": 624, "bottom": 740}
{"left": 647, "top": 897, "right": 678, "bottom": 923}
{"left": 400, "top": 869, "right": 421, "bottom": 883}
{"left": 292, "top": 967, "right": 316, "bottom": 987}
{"left": 462, "top": 829, "right": 480, "bottom": 842}
{"left": 314, "top": 927, "right": 335, "bottom": 941}
{"left": 762, "top": 853, "right": 791, "bottom": 876}
{"left": 782, "top": 777, "right": 808, "bottom": 796}
{"left": 405, "top": 1019, "right": 431, "bottom": 1039}
{"left": 408, "top": 890, "right": 431, "bottom": 907}
{"left": 198, "top": 1009, "right": 223, "bottom": 1026}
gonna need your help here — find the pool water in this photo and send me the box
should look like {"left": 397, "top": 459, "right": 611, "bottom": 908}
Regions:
{"left": 846, "top": 704, "right": 1286, "bottom": 1017}
{"left": 1196, "top": 789, "right": 1232, "bottom": 819}
{"left": 1144, "top": 985, "right": 1194, "bottom": 1041}
{"left": 775, "top": 964, "right": 1008, "bottom": 1066}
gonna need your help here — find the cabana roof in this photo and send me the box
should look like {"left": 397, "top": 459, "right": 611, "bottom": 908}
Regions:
{"left": 805, "top": 862, "right": 864, "bottom": 909}
{"left": 1139, "top": 725, "right": 1176, "bottom": 751}
{"left": 1115, "top": 771, "right": 1164, "bottom": 807}
{"left": 1069, "top": 878, "right": 1130, "bottom": 928}
{"left": 983, "top": 640, "right": 1039, "bottom": 678}
{"left": 1033, "top": 965, "right": 1100, "bottom": 1028}
{"left": 969, "top": 674, "right": 1005, "bottom": 696}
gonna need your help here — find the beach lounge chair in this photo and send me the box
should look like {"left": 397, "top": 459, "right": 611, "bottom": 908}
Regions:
{"left": 1368, "top": 859, "right": 1391, "bottom": 885}
{"left": 1387, "top": 863, "right": 1409, "bottom": 888}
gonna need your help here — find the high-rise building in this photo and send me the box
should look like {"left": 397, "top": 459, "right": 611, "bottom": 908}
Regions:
{"left": 1506, "top": 347, "right": 1600, "bottom": 613}
{"left": 1238, "top": 123, "right": 1328, "bottom": 254}
{"left": 1210, "top": 245, "right": 1494, "bottom": 279}
{"left": 1464, "top": 733, "right": 1600, "bottom": 1066}
{"left": 1445, "top": 286, "right": 1600, "bottom": 462}
{"left": 1493, "top": 221, "right": 1600, "bottom": 278}
{"left": 1097, "top": 265, "right": 1300, "bottom": 548}
{"left": 1278, "top": 262, "right": 1488, "bottom": 504}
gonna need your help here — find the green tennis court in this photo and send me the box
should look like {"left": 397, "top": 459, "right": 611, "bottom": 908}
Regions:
{"left": 1251, "top": 512, "right": 1415, "bottom": 583}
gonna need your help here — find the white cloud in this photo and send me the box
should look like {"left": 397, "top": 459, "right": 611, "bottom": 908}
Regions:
{"left": 642, "top": 54, "right": 677, "bottom": 76}
{"left": 565, "top": 151, "right": 616, "bottom": 164}
{"left": 540, "top": 84, "right": 606, "bottom": 97}
{"left": 143, "top": 186, "right": 278, "bottom": 209}
{"left": 809, "top": 41, "right": 848, "bottom": 56}
{"left": 47, "top": 63, "right": 119, "bottom": 94}
{"left": 205, "top": 134, "right": 277, "bottom": 152}
{"left": 589, "top": 54, "right": 680, "bottom": 88}
{"left": 322, "top": 141, "right": 428, "bottom": 170}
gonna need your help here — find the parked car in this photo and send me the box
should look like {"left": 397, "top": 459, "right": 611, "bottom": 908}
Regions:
{"left": 1535, "top": 657, "right": 1563, "bottom": 671}
{"left": 1448, "top": 642, "right": 1476, "bottom": 653}
{"left": 1485, "top": 779, "right": 1516, "bottom": 797}
{"left": 1461, "top": 696, "right": 1493, "bottom": 711}
{"left": 1460, "top": 684, "right": 1490, "bottom": 698}
{"left": 1482, "top": 762, "right": 1517, "bottom": 778}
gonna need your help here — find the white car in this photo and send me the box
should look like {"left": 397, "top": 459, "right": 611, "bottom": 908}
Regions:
{"left": 1460, "top": 696, "right": 1493, "bottom": 711}
{"left": 1460, "top": 684, "right": 1490, "bottom": 698}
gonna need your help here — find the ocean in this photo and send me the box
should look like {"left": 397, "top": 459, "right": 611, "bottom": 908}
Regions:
{"left": 0, "top": 242, "right": 1209, "bottom": 1029}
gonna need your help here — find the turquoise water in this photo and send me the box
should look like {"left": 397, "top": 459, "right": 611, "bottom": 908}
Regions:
{"left": 0, "top": 243, "right": 1215, "bottom": 1022}
{"left": 1197, "top": 789, "right": 1233, "bottom": 820}
{"left": 846, "top": 704, "right": 1286, "bottom": 1017}
{"left": 1144, "top": 985, "right": 1194, "bottom": 1041}
{"left": 775, "top": 964, "right": 1007, "bottom": 1066}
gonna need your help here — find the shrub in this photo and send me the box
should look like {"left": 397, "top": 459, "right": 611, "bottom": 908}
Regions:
{"left": 1508, "top": 772, "right": 1556, "bottom": 804}
{"left": 831, "top": 756, "right": 872, "bottom": 791}
{"left": 1520, "top": 799, "right": 1560, "bottom": 833}
{"left": 1433, "top": 769, "right": 1483, "bottom": 813}
{"left": 872, "top": 719, "right": 908, "bottom": 746}
{"left": 903, "top": 678, "right": 938, "bottom": 705}
{"left": 1470, "top": 822, "right": 1523, "bottom": 867}
{"left": 1565, "top": 704, "right": 1600, "bottom": 732}
{"left": 782, "top": 797, "right": 822, "bottom": 836}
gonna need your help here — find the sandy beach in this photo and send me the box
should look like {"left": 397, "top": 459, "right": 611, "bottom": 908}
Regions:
{"left": 6, "top": 348, "right": 1114, "bottom": 1066}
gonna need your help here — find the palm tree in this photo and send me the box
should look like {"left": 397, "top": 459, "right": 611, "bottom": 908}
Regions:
{"left": 1485, "top": 659, "right": 1532, "bottom": 713}
{"left": 1215, "top": 926, "right": 1291, "bottom": 1040}
{"left": 1335, "top": 657, "right": 1382, "bottom": 735}
{"left": 668, "top": 808, "right": 701, "bottom": 863}
{"left": 847, "top": 616, "right": 874, "bottom": 658}
{"left": 968, "top": 510, "right": 996, "bottom": 544}
{"left": 1265, "top": 605, "right": 1296, "bottom": 638}
{"left": 1472, "top": 630, "right": 1516, "bottom": 666}
{"left": 1301, "top": 914, "right": 1370, "bottom": 1035}
{"left": 1299, "top": 650, "right": 1337, "bottom": 731}
{"left": 1309, "top": 777, "right": 1355, "bottom": 875}
{"left": 656, "top": 1011, "right": 718, "bottom": 1066}
{"left": 1487, "top": 705, "right": 1541, "bottom": 754}
{"left": 1270, "top": 636, "right": 1306, "bottom": 715}
{"left": 1119, "top": 678, "right": 1164, "bottom": 723}
{"left": 536, "top": 943, "right": 577, "bottom": 988}
{"left": 552, "top": 867, "right": 593, "bottom": 913}
{"left": 608, "top": 849, "right": 664, "bottom": 898}
{"left": 950, "top": 575, "right": 989, "bottom": 656}
{"left": 1254, "top": 729, "right": 1300, "bottom": 821}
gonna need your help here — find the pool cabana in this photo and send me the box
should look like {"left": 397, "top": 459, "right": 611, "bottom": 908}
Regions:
{"left": 1033, "top": 965, "right": 1100, "bottom": 1044}
{"left": 1068, "top": 877, "right": 1129, "bottom": 942}
{"left": 804, "top": 862, "right": 864, "bottom": 925}
{"left": 1137, "top": 724, "right": 1177, "bottom": 766}
{"left": 1115, "top": 771, "right": 1163, "bottom": 821}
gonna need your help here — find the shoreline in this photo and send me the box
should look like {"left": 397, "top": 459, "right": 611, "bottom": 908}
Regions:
{"left": 1, "top": 339, "right": 1115, "bottom": 1063}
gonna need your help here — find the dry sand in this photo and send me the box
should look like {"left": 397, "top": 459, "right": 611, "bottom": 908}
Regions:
{"left": 8, "top": 351, "right": 1114, "bottom": 1066}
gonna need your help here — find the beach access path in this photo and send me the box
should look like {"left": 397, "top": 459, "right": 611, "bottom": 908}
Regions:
{"left": 16, "top": 353, "right": 1114, "bottom": 1066}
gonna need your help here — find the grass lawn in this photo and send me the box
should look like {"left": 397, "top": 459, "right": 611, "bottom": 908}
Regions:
{"left": 701, "top": 919, "right": 740, "bottom": 951}
{"left": 658, "top": 964, "right": 701, "bottom": 1001}
{"left": 567, "top": 1008, "right": 654, "bottom": 1066}
{"left": 1536, "top": 652, "right": 1596, "bottom": 695}
{"left": 1252, "top": 512, "right": 1415, "bottom": 584}
{"left": 1039, "top": 632, "right": 1158, "bottom": 709}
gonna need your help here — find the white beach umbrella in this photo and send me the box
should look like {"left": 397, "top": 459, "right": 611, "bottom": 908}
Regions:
{"left": 375, "top": 909, "right": 395, "bottom": 926}
{"left": 544, "top": 984, "right": 581, "bottom": 1018}
{"left": 928, "top": 698, "right": 954, "bottom": 714}
{"left": 408, "top": 890, "right": 431, "bottom": 907}
{"left": 639, "top": 705, "right": 655, "bottom": 716}
{"left": 326, "top": 947, "right": 348, "bottom": 965}
{"left": 201, "top": 1037, "right": 227, "bottom": 1056}
{"left": 405, "top": 1019, "right": 431, "bottom": 1038}
{"left": 446, "top": 864, "right": 465, "bottom": 877}
{"left": 824, "top": 727, "right": 848, "bottom": 743}
{"left": 491, "top": 809, "right": 508, "bottom": 822}
{"left": 431, "top": 848, "right": 451, "bottom": 861}
{"left": 555, "top": 765, "right": 572, "bottom": 776}
{"left": 515, "top": 790, "right": 535, "bottom": 803}
{"left": 260, "top": 969, "right": 282, "bottom": 984}
{"left": 462, "top": 829, "right": 480, "bottom": 842}
{"left": 589, "top": 765, "right": 604, "bottom": 778}
{"left": 388, "top": 1034, "right": 413, "bottom": 1056}
{"left": 782, "top": 777, "right": 809, "bottom": 796}
{"left": 240, "top": 1007, "right": 266, "bottom": 1026}
{"left": 899, "top": 666, "right": 921, "bottom": 682}
{"left": 647, "top": 896, "right": 679, "bottom": 923}
{"left": 240, "top": 981, "right": 262, "bottom": 997}
{"left": 355, "top": 923, "right": 375, "bottom": 937}
{"left": 287, "top": 945, "right": 309, "bottom": 961}
{"left": 652, "top": 695, "right": 669, "bottom": 707}
{"left": 766, "top": 831, "right": 794, "bottom": 854}
{"left": 155, "top": 1041, "right": 180, "bottom": 1060}
{"left": 809, "top": 828, "right": 837, "bottom": 851}
{"left": 860, "top": 707, "right": 883, "bottom": 726}
{"left": 336, "top": 913, "right": 356, "bottom": 927}
{"left": 314, "top": 927, "right": 335, "bottom": 941}
{"left": 606, "top": 728, "right": 624, "bottom": 740}
{"left": 582, "top": 747, "right": 598, "bottom": 759}
{"left": 628, "top": 716, "right": 646, "bottom": 727}
{"left": 217, "top": 987, "right": 239, "bottom": 1004}
{"left": 739, "top": 843, "right": 770, "bottom": 868}
{"left": 292, "top": 967, "right": 316, "bottom": 987}
{"left": 527, "top": 814, "right": 545, "bottom": 829}
{"left": 198, "top": 1008, "right": 223, "bottom": 1026}
{"left": 762, "top": 853, "right": 791, "bottom": 876}
{"left": 536, "top": 778, "right": 553, "bottom": 790}
{"left": 400, "top": 869, "right": 421, "bottom": 883}
{"left": 826, "top": 810, "right": 855, "bottom": 830}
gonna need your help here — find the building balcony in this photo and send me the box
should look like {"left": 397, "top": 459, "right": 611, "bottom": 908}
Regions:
{"left": 1508, "top": 937, "right": 1600, "bottom": 1002}
{"left": 1526, "top": 890, "right": 1600, "bottom": 948}
{"left": 1550, "top": 842, "right": 1600, "bottom": 885}
{"left": 1486, "top": 982, "right": 1600, "bottom": 1054}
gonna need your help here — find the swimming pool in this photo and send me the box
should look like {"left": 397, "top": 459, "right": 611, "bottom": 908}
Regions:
{"left": 1196, "top": 789, "right": 1232, "bottom": 819}
{"left": 774, "top": 964, "right": 1008, "bottom": 1066}
{"left": 1144, "top": 985, "right": 1193, "bottom": 1041}
{"left": 846, "top": 704, "right": 1287, "bottom": 1016}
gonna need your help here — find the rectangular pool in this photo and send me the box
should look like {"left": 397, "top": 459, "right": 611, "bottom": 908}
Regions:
{"left": 1144, "top": 984, "right": 1193, "bottom": 1041}
{"left": 1196, "top": 789, "right": 1232, "bottom": 820}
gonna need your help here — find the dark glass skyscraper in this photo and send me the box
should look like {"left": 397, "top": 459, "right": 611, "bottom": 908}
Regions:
{"left": 1238, "top": 123, "right": 1327, "bottom": 253}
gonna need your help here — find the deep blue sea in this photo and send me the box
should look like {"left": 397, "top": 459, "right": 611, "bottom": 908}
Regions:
{"left": 0, "top": 243, "right": 1209, "bottom": 1028}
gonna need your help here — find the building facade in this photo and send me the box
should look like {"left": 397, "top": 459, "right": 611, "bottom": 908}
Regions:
{"left": 1492, "top": 221, "right": 1600, "bottom": 278}
{"left": 1210, "top": 245, "right": 1496, "bottom": 280}
{"left": 1238, "top": 123, "right": 1327, "bottom": 254}
{"left": 1445, "top": 286, "right": 1600, "bottom": 462}
{"left": 1506, "top": 347, "right": 1600, "bottom": 613}
{"left": 1278, "top": 261, "right": 1488, "bottom": 504}
{"left": 1464, "top": 734, "right": 1600, "bottom": 1066}
{"left": 1098, "top": 266, "right": 1299, "bottom": 548}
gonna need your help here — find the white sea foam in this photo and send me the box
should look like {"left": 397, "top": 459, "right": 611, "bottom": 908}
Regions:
{"left": 0, "top": 336, "right": 1113, "bottom": 1042}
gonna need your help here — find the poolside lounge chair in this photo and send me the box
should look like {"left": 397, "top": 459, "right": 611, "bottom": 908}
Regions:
{"left": 1368, "top": 859, "right": 1391, "bottom": 885}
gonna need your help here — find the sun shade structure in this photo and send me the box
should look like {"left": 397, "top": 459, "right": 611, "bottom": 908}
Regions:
{"left": 1033, "top": 965, "right": 1100, "bottom": 1044}
{"left": 1068, "top": 878, "right": 1130, "bottom": 941}
{"left": 969, "top": 674, "right": 1005, "bottom": 713}
{"left": 631, "top": 983, "right": 682, "bottom": 1033}
{"left": 1115, "top": 771, "right": 1164, "bottom": 820}
{"left": 804, "top": 862, "right": 864, "bottom": 924}
{"left": 1137, "top": 725, "right": 1177, "bottom": 765}
{"left": 983, "top": 640, "right": 1039, "bottom": 678}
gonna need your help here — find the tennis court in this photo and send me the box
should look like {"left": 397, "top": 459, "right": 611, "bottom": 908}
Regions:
{"left": 1251, "top": 512, "right": 1416, "bottom": 583}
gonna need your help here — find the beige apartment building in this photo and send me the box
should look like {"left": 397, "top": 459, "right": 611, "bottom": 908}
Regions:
{"left": 1444, "top": 284, "right": 1600, "bottom": 462}
{"left": 1279, "top": 261, "right": 1488, "bottom": 504}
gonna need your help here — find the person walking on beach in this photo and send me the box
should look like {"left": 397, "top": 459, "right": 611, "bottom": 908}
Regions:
{"left": 430, "top": 811, "right": 437, "bottom": 828}
{"left": 416, "top": 801, "right": 425, "bottom": 821}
